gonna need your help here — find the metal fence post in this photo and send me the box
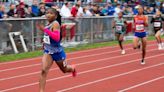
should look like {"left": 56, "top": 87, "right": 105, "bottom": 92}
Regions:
{"left": 90, "top": 18, "right": 94, "bottom": 43}
{"left": 31, "top": 19, "right": 35, "bottom": 51}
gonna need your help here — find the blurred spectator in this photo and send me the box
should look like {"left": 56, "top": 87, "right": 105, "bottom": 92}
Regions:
{"left": 0, "top": 5, "right": 5, "bottom": 18}
{"left": 25, "top": 6, "right": 35, "bottom": 17}
{"left": 107, "top": 2, "right": 115, "bottom": 16}
{"left": 160, "top": 2, "right": 164, "bottom": 14}
{"left": 38, "top": 6, "right": 46, "bottom": 16}
{"left": 114, "top": 3, "right": 122, "bottom": 16}
{"left": 122, "top": 6, "right": 129, "bottom": 15}
{"left": 147, "top": 7, "right": 155, "bottom": 14}
{"left": 7, "top": 3, "right": 17, "bottom": 18}
{"left": 127, "top": 7, "right": 134, "bottom": 15}
{"left": 16, "top": 2, "right": 26, "bottom": 18}
{"left": 82, "top": 7, "right": 92, "bottom": 17}
{"left": 98, "top": 6, "right": 106, "bottom": 16}
{"left": 31, "top": 0, "right": 39, "bottom": 17}
{"left": 0, "top": 0, "right": 164, "bottom": 18}
{"left": 143, "top": 6, "right": 148, "bottom": 14}
{"left": 60, "top": 2, "right": 72, "bottom": 17}
{"left": 77, "top": 0, "right": 83, "bottom": 17}
{"left": 101, "top": 5, "right": 109, "bottom": 16}
{"left": 92, "top": 4, "right": 101, "bottom": 16}
{"left": 44, "top": 0, "right": 54, "bottom": 7}
{"left": 156, "top": 0, "right": 161, "bottom": 7}
{"left": 71, "top": 4, "right": 79, "bottom": 17}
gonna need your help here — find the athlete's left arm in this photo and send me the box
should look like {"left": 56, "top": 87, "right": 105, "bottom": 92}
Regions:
{"left": 162, "top": 17, "right": 164, "bottom": 29}
{"left": 144, "top": 15, "right": 148, "bottom": 27}
{"left": 150, "top": 17, "right": 154, "bottom": 24}
{"left": 162, "top": 17, "right": 164, "bottom": 21}
{"left": 124, "top": 19, "right": 128, "bottom": 26}
{"left": 44, "top": 22, "right": 60, "bottom": 42}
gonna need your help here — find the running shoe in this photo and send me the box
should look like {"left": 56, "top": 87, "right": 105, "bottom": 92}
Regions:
{"left": 121, "top": 50, "right": 126, "bottom": 55}
{"left": 141, "top": 59, "right": 145, "bottom": 65}
{"left": 72, "top": 65, "right": 77, "bottom": 77}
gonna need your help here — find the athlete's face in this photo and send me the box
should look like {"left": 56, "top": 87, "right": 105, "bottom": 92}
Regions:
{"left": 156, "top": 11, "right": 161, "bottom": 17}
{"left": 118, "top": 12, "right": 122, "bottom": 18}
{"left": 46, "top": 9, "right": 56, "bottom": 23}
{"left": 138, "top": 7, "right": 143, "bottom": 15}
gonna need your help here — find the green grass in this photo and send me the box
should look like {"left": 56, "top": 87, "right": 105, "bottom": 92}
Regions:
{"left": 0, "top": 36, "right": 162, "bottom": 63}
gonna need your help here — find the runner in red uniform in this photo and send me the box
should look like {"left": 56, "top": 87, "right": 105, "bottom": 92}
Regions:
{"left": 133, "top": 5, "right": 148, "bottom": 65}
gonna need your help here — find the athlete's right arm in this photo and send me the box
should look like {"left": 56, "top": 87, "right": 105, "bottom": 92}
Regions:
{"left": 132, "top": 15, "right": 136, "bottom": 32}
{"left": 112, "top": 18, "right": 116, "bottom": 29}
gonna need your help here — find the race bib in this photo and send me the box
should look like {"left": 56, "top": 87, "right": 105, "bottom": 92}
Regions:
{"left": 154, "top": 22, "right": 161, "bottom": 27}
{"left": 136, "top": 24, "right": 144, "bottom": 31}
{"left": 43, "top": 35, "right": 50, "bottom": 44}
{"left": 116, "top": 26, "right": 122, "bottom": 32}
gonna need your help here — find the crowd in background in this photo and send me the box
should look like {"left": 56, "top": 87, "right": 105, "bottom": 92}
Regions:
{"left": 0, "top": 0, "right": 164, "bottom": 19}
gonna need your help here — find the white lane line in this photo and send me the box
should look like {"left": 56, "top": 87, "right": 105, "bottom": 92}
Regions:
{"left": 1, "top": 53, "right": 164, "bottom": 92}
{"left": 0, "top": 45, "right": 129, "bottom": 72}
{"left": 0, "top": 40, "right": 155, "bottom": 65}
{"left": 0, "top": 43, "right": 156, "bottom": 72}
{"left": 57, "top": 63, "right": 164, "bottom": 92}
{"left": 0, "top": 63, "right": 41, "bottom": 73}
{"left": 0, "top": 46, "right": 157, "bottom": 81}
{"left": 118, "top": 76, "right": 164, "bottom": 92}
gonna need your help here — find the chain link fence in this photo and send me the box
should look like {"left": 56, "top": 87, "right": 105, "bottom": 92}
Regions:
{"left": 0, "top": 15, "right": 156, "bottom": 54}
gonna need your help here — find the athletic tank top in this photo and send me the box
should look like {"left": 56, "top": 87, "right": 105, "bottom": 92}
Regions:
{"left": 114, "top": 17, "right": 125, "bottom": 33}
{"left": 43, "top": 20, "right": 63, "bottom": 54}
{"left": 134, "top": 15, "right": 147, "bottom": 32}
{"left": 151, "top": 16, "right": 164, "bottom": 30}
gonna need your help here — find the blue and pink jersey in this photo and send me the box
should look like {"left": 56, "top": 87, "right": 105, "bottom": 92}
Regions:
{"left": 43, "top": 21, "right": 63, "bottom": 54}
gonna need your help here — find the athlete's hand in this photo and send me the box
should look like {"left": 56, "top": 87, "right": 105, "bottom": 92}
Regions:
{"left": 36, "top": 22, "right": 44, "bottom": 32}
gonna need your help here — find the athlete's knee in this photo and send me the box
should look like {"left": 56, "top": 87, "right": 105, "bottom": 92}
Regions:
{"left": 133, "top": 44, "right": 140, "bottom": 49}
{"left": 155, "top": 34, "right": 159, "bottom": 38}
{"left": 133, "top": 47, "right": 137, "bottom": 49}
{"left": 41, "top": 69, "right": 48, "bottom": 76}
{"left": 119, "top": 39, "right": 123, "bottom": 42}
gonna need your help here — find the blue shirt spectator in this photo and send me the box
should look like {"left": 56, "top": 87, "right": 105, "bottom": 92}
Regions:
{"left": 156, "top": 0, "right": 161, "bottom": 7}
{"left": 0, "top": 11, "right": 4, "bottom": 18}
{"left": 0, "top": 5, "right": 5, "bottom": 18}
{"left": 133, "top": 7, "right": 138, "bottom": 15}
{"left": 32, "top": 5, "right": 39, "bottom": 17}
{"left": 31, "top": 0, "right": 39, "bottom": 17}
{"left": 108, "top": 5, "right": 115, "bottom": 15}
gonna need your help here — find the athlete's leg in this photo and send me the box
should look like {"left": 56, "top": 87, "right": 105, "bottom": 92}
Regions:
{"left": 55, "top": 60, "right": 76, "bottom": 77}
{"left": 133, "top": 36, "right": 140, "bottom": 49}
{"left": 141, "top": 37, "right": 147, "bottom": 63}
{"left": 155, "top": 30, "right": 163, "bottom": 49}
{"left": 119, "top": 34, "right": 124, "bottom": 50}
{"left": 39, "top": 54, "right": 53, "bottom": 92}
{"left": 116, "top": 33, "right": 123, "bottom": 50}
{"left": 155, "top": 30, "right": 162, "bottom": 44}
{"left": 56, "top": 60, "right": 74, "bottom": 73}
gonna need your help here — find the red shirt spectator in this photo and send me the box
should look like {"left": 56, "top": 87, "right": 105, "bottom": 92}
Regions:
{"left": 16, "top": 2, "right": 26, "bottom": 18}
{"left": 71, "top": 4, "right": 79, "bottom": 17}
{"left": 44, "top": 0, "right": 53, "bottom": 2}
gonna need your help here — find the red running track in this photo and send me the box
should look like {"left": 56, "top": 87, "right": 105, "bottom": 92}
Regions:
{"left": 0, "top": 40, "right": 164, "bottom": 92}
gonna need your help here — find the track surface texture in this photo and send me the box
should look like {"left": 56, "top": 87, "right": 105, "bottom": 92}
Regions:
{"left": 0, "top": 40, "right": 164, "bottom": 92}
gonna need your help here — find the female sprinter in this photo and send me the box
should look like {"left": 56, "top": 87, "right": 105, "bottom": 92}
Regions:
{"left": 133, "top": 5, "right": 148, "bottom": 65}
{"left": 37, "top": 8, "right": 76, "bottom": 92}
{"left": 112, "top": 11, "right": 127, "bottom": 54}
{"left": 151, "top": 10, "right": 164, "bottom": 50}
